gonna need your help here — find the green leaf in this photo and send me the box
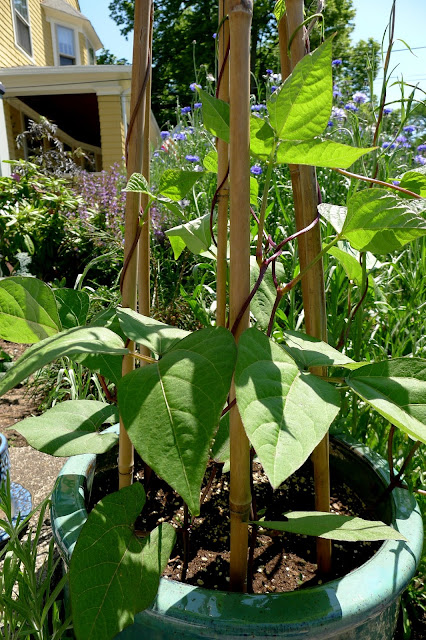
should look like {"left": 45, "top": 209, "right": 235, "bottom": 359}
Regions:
{"left": 199, "top": 89, "right": 230, "bottom": 143}
{"left": 281, "top": 330, "right": 355, "bottom": 369}
{"left": 250, "top": 116, "right": 275, "bottom": 159}
{"left": 250, "top": 258, "right": 286, "bottom": 330}
{"left": 203, "top": 149, "right": 218, "bottom": 173}
{"left": 274, "top": 0, "right": 286, "bottom": 22}
{"left": 123, "top": 173, "right": 153, "bottom": 196}
{"left": 235, "top": 328, "right": 340, "bottom": 488}
{"left": 54, "top": 288, "right": 90, "bottom": 329}
{"left": 318, "top": 202, "right": 347, "bottom": 234}
{"left": 158, "top": 169, "right": 201, "bottom": 202}
{"left": 0, "top": 277, "right": 61, "bottom": 343}
{"left": 70, "top": 483, "right": 176, "bottom": 640}
{"left": 327, "top": 245, "right": 374, "bottom": 289}
{"left": 117, "top": 308, "right": 190, "bottom": 356}
{"left": 398, "top": 170, "right": 426, "bottom": 198}
{"left": 250, "top": 176, "right": 259, "bottom": 206}
{"left": 341, "top": 188, "right": 426, "bottom": 254}
{"left": 13, "top": 400, "right": 118, "bottom": 456}
{"left": 256, "top": 512, "right": 406, "bottom": 542}
{"left": 118, "top": 327, "right": 237, "bottom": 515}
{"left": 346, "top": 358, "right": 426, "bottom": 443}
{"left": 268, "top": 39, "right": 333, "bottom": 141}
{"left": 211, "top": 412, "right": 230, "bottom": 464}
{"left": 165, "top": 213, "right": 215, "bottom": 259}
{"left": 276, "top": 139, "right": 376, "bottom": 169}
{"left": 0, "top": 326, "right": 127, "bottom": 397}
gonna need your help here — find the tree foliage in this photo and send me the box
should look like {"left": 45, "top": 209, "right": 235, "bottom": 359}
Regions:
{"left": 108, "top": 0, "right": 378, "bottom": 124}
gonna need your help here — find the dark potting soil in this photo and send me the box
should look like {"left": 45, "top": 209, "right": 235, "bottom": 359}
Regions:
{"left": 89, "top": 454, "right": 382, "bottom": 595}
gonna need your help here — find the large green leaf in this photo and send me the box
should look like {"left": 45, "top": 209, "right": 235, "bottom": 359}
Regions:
{"left": 341, "top": 189, "right": 426, "bottom": 254}
{"left": 54, "top": 288, "right": 90, "bottom": 329}
{"left": 211, "top": 412, "right": 230, "bottom": 465}
{"left": 250, "top": 116, "right": 275, "bottom": 159}
{"left": 249, "top": 258, "right": 286, "bottom": 330}
{"left": 118, "top": 327, "right": 237, "bottom": 515}
{"left": 203, "top": 149, "right": 218, "bottom": 173}
{"left": 13, "top": 400, "right": 118, "bottom": 456}
{"left": 117, "top": 308, "right": 190, "bottom": 356}
{"left": 347, "top": 358, "right": 426, "bottom": 443}
{"left": 166, "top": 213, "right": 214, "bottom": 259}
{"left": 199, "top": 89, "right": 229, "bottom": 143}
{"left": 276, "top": 139, "right": 375, "bottom": 169}
{"left": 281, "top": 330, "right": 355, "bottom": 369}
{"left": 0, "top": 277, "right": 61, "bottom": 343}
{"left": 0, "top": 326, "right": 127, "bottom": 397}
{"left": 256, "top": 512, "right": 406, "bottom": 541}
{"left": 398, "top": 170, "right": 426, "bottom": 198}
{"left": 235, "top": 329, "right": 340, "bottom": 488}
{"left": 70, "top": 483, "right": 176, "bottom": 640}
{"left": 158, "top": 169, "right": 201, "bottom": 202}
{"left": 267, "top": 39, "right": 333, "bottom": 141}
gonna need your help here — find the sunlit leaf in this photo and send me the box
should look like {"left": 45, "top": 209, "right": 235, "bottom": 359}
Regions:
{"left": 257, "top": 512, "right": 406, "bottom": 541}
{"left": 166, "top": 213, "right": 215, "bottom": 259}
{"left": 276, "top": 139, "right": 375, "bottom": 168}
{"left": 158, "top": 169, "right": 201, "bottom": 202}
{"left": 14, "top": 400, "right": 118, "bottom": 456}
{"left": 117, "top": 308, "right": 190, "bottom": 356}
{"left": 0, "top": 277, "right": 61, "bottom": 343}
{"left": 199, "top": 89, "right": 229, "bottom": 143}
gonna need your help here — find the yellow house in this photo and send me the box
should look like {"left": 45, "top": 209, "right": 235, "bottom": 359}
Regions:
{"left": 0, "top": 0, "right": 158, "bottom": 175}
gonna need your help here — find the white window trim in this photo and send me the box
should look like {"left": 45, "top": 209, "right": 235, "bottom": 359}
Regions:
{"left": 49, "top": 19, "right": 81, "bottom": 67}
{"left": 10, "top": 0, "right": 35, "bottom": 62}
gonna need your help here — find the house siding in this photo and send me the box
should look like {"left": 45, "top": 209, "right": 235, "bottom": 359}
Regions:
{"left": 98, "top": 95, "right": 125, "bottom": 168}
{"left": 0, "top": 0, "right": 49, "bottom": 67}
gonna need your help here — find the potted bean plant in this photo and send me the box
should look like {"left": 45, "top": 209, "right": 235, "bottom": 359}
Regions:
{"left": 0, "top": 0, "right": 424, "bottom": 638}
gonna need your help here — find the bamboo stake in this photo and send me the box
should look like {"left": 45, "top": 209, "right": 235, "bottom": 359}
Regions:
{"left": 119, "top": 0, "right": 152, "bottom": 490}
{"left": 278, "top": 0, "right": 331, "bottom": 574}
{"left": 216, "top": 0, "right": 230, "bottom": 328}
{"left": 228, "top": 0, "right": 253, "bottom": 593}
{"left": 138, "top": 2, "right": 153, "bottom": 320}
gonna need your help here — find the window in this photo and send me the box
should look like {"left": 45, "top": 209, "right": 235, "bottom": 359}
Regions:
{"left": 56, "top": 25, "right": 76, "bottom": 65}
{"left": 87, "top": 40, "right": 95, "bottom": 65}
{"left": 12, "top": 0, "right": 32, "bottom": 56}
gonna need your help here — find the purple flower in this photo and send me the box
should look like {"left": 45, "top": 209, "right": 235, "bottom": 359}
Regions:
{"left": 194, "top": 102, "right": 202, "bottom": 109}
{"left": 212, "top": 33, "right": 217, "bottom": 39}
{"left": 331, "top": 106, "right": 346, "bottom": 121}
{"left": 402, "top": 142, "right": 411, "bottom": 148}
{"left": 327, "top": 120, "right": 334, "bottom": 127}
{"left": 10, "top": 172, "right": 21, "bottom": 182}
{"left": 352, "top": 91, "right": 368, "bottom": 104}
{"left": 403, "top": 125, "right": 416, "bottom": 134}
{"left": 251, "top": 104, "right": 266, "bottom": 112}
{"left": 383, "top": 107, "right": 393, "bottom": 114}
{"left": 414, "top": 155, "right": 426, "bottom": 165}
{"left": 382, "top": 142, "right": 396, "bottom": 149}
{"left": 173, "top": 132, "right": 187, "bottom": 141}
{"left": 250, "top": 165, "right": 263, "bottom": 176}
{"left": 185, "top": 155, "right": 200, "bottom": 162}
{"left": 396, "top": 135, "right": 407, "bottom": 143}
{"left": 344, "top": 102, "right": 358, "bottom": 112}
{"left": 392, "top": 180, "right": 400, "bottom": 186}
{"left": 417, "top": 144, "right": 426, "bottom": 152}
{"left": 271, "top": 85, "right": 278, "bottom": 93}
{"left": 333, "top": 84, "right": 342, "bottom": 98}
{"left": 160, "top": 131, "right": 170, "bottom": 140}
{"left": 266, "top": 69, "right": 273, "bottom": 75}
{"left": 189, "top": 82, "right": 201, "bottom": 92}
{"left": 181, "top": 106, "right": 191, "bottom": 114}
{"left": 332, "top": 59, "right": 342, "bottom": 66}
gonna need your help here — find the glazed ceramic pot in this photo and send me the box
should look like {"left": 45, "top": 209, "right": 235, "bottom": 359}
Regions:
{"left": 51, "top": 434, "right": 423, "bottom": 639}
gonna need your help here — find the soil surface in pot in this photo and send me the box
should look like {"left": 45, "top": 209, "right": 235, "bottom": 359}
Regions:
{"left": 90, "top": 455, "right": 383, "bottom": 595}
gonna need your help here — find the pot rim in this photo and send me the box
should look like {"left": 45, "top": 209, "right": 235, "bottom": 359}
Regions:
{"left": 51, "top": 433, "right": 423, "bottom": 637}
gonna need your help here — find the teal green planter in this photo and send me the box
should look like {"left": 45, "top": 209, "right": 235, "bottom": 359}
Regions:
{"left": 51, "top": 436, "right": 423, "bottom": 639}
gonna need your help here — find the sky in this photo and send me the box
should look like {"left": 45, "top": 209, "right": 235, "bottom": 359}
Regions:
{"left": 79, "top": 0, "right": 426, "bottom": 106}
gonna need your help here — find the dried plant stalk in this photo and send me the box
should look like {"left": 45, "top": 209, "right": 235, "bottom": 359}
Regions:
{"left": 228, "top": 0, "right": 253, "bottom": 592}
{"left": 119, "top": 0, "right": 152, "bottom": 489}
{"left": 278, "top": 0, "right": 331, "bottom": 573}
{"left": 216, "top": 0, "right": 230, "bottom": 328}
